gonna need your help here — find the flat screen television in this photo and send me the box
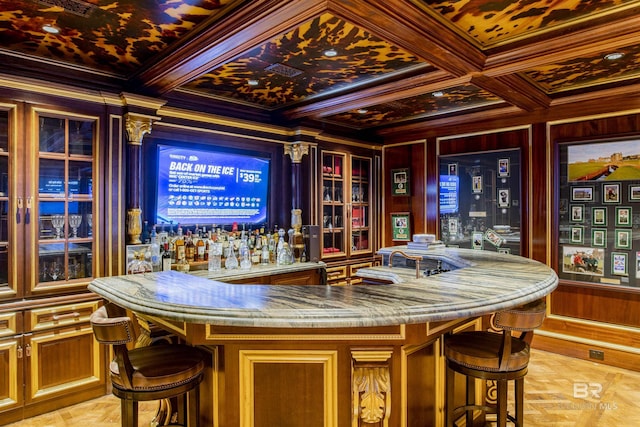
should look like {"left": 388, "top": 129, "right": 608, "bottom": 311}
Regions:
{"left": 439, "top": 174, "right": 459, "bottom": 214}
{"left": 154, "top": 144, "right": 270, "bottom": 226}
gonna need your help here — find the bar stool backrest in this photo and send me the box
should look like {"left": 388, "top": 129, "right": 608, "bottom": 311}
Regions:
{"left": 491, "top": 299, "right": 547, "bottom": 332}
{"left": 90, "top": 304, "right": 137, "bottom": 389}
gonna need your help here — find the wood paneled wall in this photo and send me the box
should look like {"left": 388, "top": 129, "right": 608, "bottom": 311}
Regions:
{"left": 382, "top": 142, "right": 427, "bottom": 247}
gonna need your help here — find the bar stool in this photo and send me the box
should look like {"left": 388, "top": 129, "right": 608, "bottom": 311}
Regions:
{"left": 90, "top": 303, "right": 207, "bottom": 427}
{"left": 445, "top": 299, "right": 546, "bottom": 427}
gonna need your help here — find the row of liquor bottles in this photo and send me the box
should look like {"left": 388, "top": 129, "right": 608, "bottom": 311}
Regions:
{"left": 142, "top": 222, "right": 303, "bottom": 273}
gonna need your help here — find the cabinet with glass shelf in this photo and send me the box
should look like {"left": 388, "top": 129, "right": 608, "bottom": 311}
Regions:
{"left": 0, "top": 109, "right": 97, "bottom": 297}
{"left": 321, "top": 151, "right": 373, "bottom": 259}
{"left": 35, "top": 115, "right": 95, "bottom": 290}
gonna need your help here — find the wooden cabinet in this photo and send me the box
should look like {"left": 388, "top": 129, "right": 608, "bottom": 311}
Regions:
{"left": 0, "top": 311, "right": 23, "bottom": 417}
{"left": 321, "top": 151, "right": 373, "bottom": 259}
{"left": 0, "top": 300, "right": 104, "bottom": 424}
{"left": 0, "top": 103, "right": 107, "bottom": 423}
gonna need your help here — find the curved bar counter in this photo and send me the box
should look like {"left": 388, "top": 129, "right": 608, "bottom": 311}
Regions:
{"left": 89, "top": 248, "right": 557, "bottom": 427}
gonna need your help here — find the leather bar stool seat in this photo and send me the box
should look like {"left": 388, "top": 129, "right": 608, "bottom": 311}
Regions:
{"left": 91, "top": 303, "right": 206, "bottom": 427}
{"left": 445, "top": 299, "right": 546, "bottom": 427}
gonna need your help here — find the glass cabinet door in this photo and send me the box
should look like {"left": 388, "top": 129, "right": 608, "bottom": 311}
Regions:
{"left": 322, "top": 152, "right": 346, "bottom": 257}
{"left": 35, "top": 115, "right": 94, "bottom": 290}
{"left": 0, "top": 110, "right": 12, "bottom": 295}
{"left": 351, "top": 156, "right": 371, "bottom": 254}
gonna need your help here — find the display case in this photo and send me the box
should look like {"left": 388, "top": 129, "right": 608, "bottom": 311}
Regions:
{"left": 556, "top": 137, "right": 640, "bottom": 289}
{"left": 35, "top": 115, "right": 95, "bottom": 290}
{"left": 321, "top": 151, "right": 372, "bottom": 258}
{"left": 438, "top": 149, "right": 521, "bottom": 255}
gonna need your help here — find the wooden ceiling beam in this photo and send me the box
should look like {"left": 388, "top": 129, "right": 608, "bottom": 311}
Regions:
{"left": 284, "top": 69, "right": 459, "bottom": 119}
{"left": 470, "top": 74, "right": 551, "bottom": 112}
{"left": 327, "top": 0, "right": 486, "bottom": 77}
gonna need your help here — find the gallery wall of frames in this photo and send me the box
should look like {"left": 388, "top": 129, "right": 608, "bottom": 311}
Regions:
{"left": 557, "top": 138, "right": 640, "bottom": 288}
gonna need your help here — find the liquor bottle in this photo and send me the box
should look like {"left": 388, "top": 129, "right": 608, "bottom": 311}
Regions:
{"left": 150, "top": 226, "right": 160, "bottom": 271}
{"left": 161, "top": 241, "right": 172, "bottom": 271}
{"left": 239, "top": 236, "right": 251, "bottom": 270}
{"left": 225, "top": 237, "right": 238, "bottom": 269}
{"left": 185, "top": 231, "right": 196, "bottom": 262}
{"left": 141, "top": 221, "right": 150, "bottom": 244}
{"left": 174, "top": 225, "right": 185, "bottom": 263}
{"left": 196, "top": 230, "right": 206, "bottom": 261}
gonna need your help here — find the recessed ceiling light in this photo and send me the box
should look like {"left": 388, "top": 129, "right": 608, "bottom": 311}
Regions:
{"left": 432, "top": 91, "right": 444, "bottom": 97}
{"left": 247, "top": 79, "right": 259, "bottom": 86}
{"left": 323, "top": 49, "right": 338, "bottom": 57}
{"left": 42, "top": 24, "right": 60, "bottom": 34}
{"left": 604, "top": 52, "right": 624, "bottom": 61}
{"left": 357, "top": 108, "right": 368, "bottom": 114}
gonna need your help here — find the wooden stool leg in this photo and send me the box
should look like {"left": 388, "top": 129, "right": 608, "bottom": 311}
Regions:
{"left": 446, "top": 363, "right": 455, "bottom": 427}
{"left": 496, "top": 380, "right": 507, "bottom": 427}
{"left": 121, "top": 399, "right": 138, "bottom": 427}
{"left": 515, "top": 378, "right": 524, "bottom": 427}
{"left": 465, "top": 376, "right": 475, "bottom": 427}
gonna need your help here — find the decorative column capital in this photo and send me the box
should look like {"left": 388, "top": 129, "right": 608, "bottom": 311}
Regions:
{"left": 124, "top": 113, "right": 160, "bottom": 146}
{"left": 284, "top": 142, "right": 310, "bottom": 163}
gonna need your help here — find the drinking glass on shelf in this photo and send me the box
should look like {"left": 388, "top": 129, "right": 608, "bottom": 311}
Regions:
{"left": 51, "top": 215, "right": 65, "bottom": 239}
{"left": 86, "top": 213, "right": 92, "bottom": 237}
{"left": 69, "top": 214, "right": 82, "bottom": 238}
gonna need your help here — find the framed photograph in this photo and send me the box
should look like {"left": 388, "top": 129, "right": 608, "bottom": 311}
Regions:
{"left": 630, "top": 185, "right": 640, "bottom": 201}
{"left": 562, "top": 246, "right": 604, "bottom": 276}
{"left": 568, "top": 139, "right": 640, "bottom": 182}
{"left": 592, "top": 207, "right": 607, "bottom": 226}
{"left": 636, "top": 251, "right": 640, "bottom": 279}
{"left": 603, "top": 183, "right": 620, "bottom": 204}
{"left": 571, "top": 186, "right": 593, "bottom": 202}
{"left": 570, "top": 205, "right": 584, "bottom": 223}
{"left": 498, "top": 158, "right": 510, "bottom": 177}
{"left": 484, "top": 228, "right": 505, "bottom": 247}
{"left": 592, "top": 229, "right": 607, "bottom": 248}
{"left": 448, "top": 163, "right": 458, "bottom": 176}
{"left": 390, "top": 212, "right": 411, "bottom": 241}
{"left": 612, "top": 252, "right": 628, "bottom": 276}
{"left": 472, "top": 175, "right": 483, "bottom": 194}
{"left": 559, "top": 198, "right": 568, "bottom": 215}
{"left": 615, "top": 229, "right": 632, "bottom": 249}
{"left": 391, "top": 168, "right": 410, "bottom": 196}
{"left": 570, "top": 226, "right": 584, "bottom": 244}
{"left": 497, "top": 188, "right": 510, "bottom": 207}
{"left": 472, "top": 232, "right": 484, "bottom": 250}
{"left": 615, "top": 206, "right": 632, "bottom": 227}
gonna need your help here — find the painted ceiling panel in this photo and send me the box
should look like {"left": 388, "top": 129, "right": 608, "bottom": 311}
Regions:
{"left": 523, "top": 44, "right": 640, "bottom": 93}
{"left": 325, "top": 84, "right": 502, "bottom": 128}
{"left": 183, "top": 13, "right": 426, "bottom": 108}
{"left": 419, "top": 0, "right": 638, "bottom": 47}
{"left": 0, "top": 0, "right": 234, "bottom": 75}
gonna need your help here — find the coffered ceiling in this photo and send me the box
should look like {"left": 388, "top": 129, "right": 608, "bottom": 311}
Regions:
{"left": 1, "top": 0, "right": 639, "bottom": 141}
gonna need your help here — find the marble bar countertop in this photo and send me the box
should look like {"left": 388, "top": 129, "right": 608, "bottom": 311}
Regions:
{"left": 88, "top": 248, "right": 557, "bottom": 329}
{"left": 187, "top": 261, "right": 325, "bottom": 281}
